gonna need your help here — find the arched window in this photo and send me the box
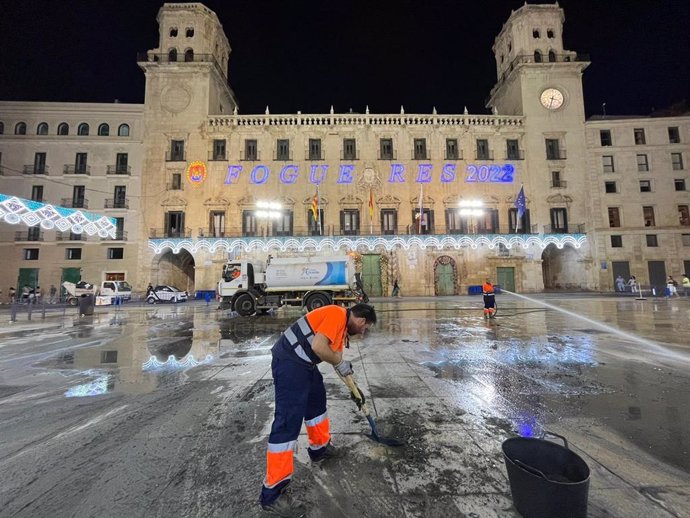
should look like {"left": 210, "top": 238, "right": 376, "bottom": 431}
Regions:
{"left": 186, "top": 27, "right": 194, "bottom": 37}
{"left": 168, "top": 48, "right": 177, "bottom": 62}
{"left": 534, "top": 50, "right": 543, "bottom": 63}
{"left": 98, "top": 123, "right": 110, "bottom": 136}
{"left": 184, "top": 48, "right": 194, "bottom": 62}
{"left": 547, "top": 29, "right": 555, "bottom": 39}
{"left": 548, "top": 50, "right": 556, "bottom": 63}
{"left": 77, "top": 123, "right": 90, "bottom": 136}
{"left": 0, "top": 121, "right": 4, "bottom": 134}
{"left": 15, "top": 122, "right": 27, "bottom": 135}
{"left": 118, "top": 124, "right": 130, "bottom": 137}
{"left": 57, "top": 122, "right": 70, "bottom": 135}
{"left": 533, "top": 29, "right": 540, "bottom": 39}
{"left": 37, "top": 122, "right": 49, "bottom": 135}
{"left": 169, "top": 27, "right": 178, "bottom": 37}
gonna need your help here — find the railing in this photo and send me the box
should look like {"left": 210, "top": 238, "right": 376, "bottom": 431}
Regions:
{"left": 61, "top": 198, "right": 89, "bottom": 209}
{"left": 208, "top": 151, "right": 227, "bottom": 161}
{"left": 341, "top": 150, "right": 360, "bottom": 160}
{"left": 273, "top": 152, "right": 293, "bottom": 161}
{"left": 149, "top": 228, "right": 192, "bottom": 239}
{"left": 15, "top": 230, "right": 44, "bottom": 241}
{"left": 104, "top": 198, "right": 129, "bottom": 209}
{"left": 551, "top": 180, "right": 568, "bottom": 188}
{"left": 55, "top": 232, "right": 87, "bottom": 241}
{"left": 377, "top": 151, "right": 397, "bottom": 160}
{"left": 306, "top": 151, "right": 325, "bottom": 160}
{"left": 543, "top": 223, "right": 585, "bottom": 234}
{"left": 546, "top": 150, "right": 567, "bottom": 160}
{"left": 63, "top": 164, "right": 91, "bottom": 175}
{"left": 240, "top": 151, "right": 261, "bottom": 161}
{"left": 107, "top": 165, "right": 131, "bottom": 175}
{"left": 444, "top": 152, "right": 464, "bottom": 160}
{"left": 165, "top": 152, "right": 186, "bottom": 162}
{"left": 475, "top": 151, "right": 495, "bottom": 161}
{"left": 101, "top": 231, "right": 128, "bottom": 241}
{"left": 136, "top": 52, "right": 227, "bottom": 80}
{"left": 23, "top": 165, "right": 49, "bottom": 175}
{"left": 505, "top": 150, "right": 525, "bottom": 160}
{"left": 412, "top": 151, "right": 431, "bottom": 160}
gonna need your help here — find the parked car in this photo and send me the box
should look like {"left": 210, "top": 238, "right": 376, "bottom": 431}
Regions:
{"left": 146, "top": 285, "right": 189, "bottom": 304}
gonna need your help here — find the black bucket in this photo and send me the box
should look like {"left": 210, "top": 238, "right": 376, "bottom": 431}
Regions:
{"left": 502, "top": 431, "right": 590, "bottom": 518}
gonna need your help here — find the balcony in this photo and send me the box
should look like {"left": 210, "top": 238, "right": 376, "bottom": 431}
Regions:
{"left": 208, "top": 151, "right": 227, "bottom": 161}
{"left": 63, "top": 164, "right": 91, "bottom": 175}
{"left": 306, "top": 151, "right": 325, "bottom": 161}
{"left": 104, "top": 198, "right": 129, "bottom": 209}
{"left": 475, "top": 151, "right": 494, "bottom": 161}
{"left": 61, "top": 198, "right": 89, "bottom": 209}
{"left": 165, "top": 151, "right": 186, "bottom": 162}
{"left": 543, "top": 223, "right": 585, "bottom": 234}
{"left": 56, "top": 232, "right": 87, "bottom": 242}
{"left": 149, "top": 228, "right": 192, "bottom": 239}
{"left": 240, "top": 150, "right": 261, "bottom": 161}
{"left": 107, "top": 165, "right": 131, "bottom": 175}
{"left": 444, "top": 152, "right": 464, "bottom": 160}
{"left": 412, "top": 151, "right": 431, "bottom": 160}
{"left": 551, "top": 180, "right": 568, "bottom": 188}
{"left": 15, "top": 230, "right": 44, "bottom": 241}
{"left": 273, "top": 152, "right": 293, "bottom": 161}
{"left": 23, "top": 165, "right": 49, "bottom": 175}
{"left": 505, "top": 150, "right": 525, "bottom": 160}
{"left": 341, "top": 150, "right": 360, "bottom": 160}
{"left": 377, "top": 151, "right": 397, "bottom": 160}
{"left": 101, "top": 231, "right": 128, "bottom": 241}
{"left": 546, "top": 150, "right": 567, "bottom": 161}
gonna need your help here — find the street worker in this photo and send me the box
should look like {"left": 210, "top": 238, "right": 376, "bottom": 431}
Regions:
{"left": 260, "top": 303, "right": 377, "bottom": 517}
{"left": 482, "top": 278, "right": 496, "bottom": 319}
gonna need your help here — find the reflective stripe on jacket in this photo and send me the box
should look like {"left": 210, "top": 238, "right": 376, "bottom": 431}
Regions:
{"left": 272, "top": 316, "right": 321, "bottom": 365}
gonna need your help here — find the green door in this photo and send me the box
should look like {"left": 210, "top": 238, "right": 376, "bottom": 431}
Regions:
{"left": 17, "top": 268, "right": 39, "bottom": 291}
{"left": 496, "top": 267, "right": 515, "bottom": 292}
{"left": 436, "top": 263, "right": 455, "bottom": 295}
{"left": 361, "top": 255, "right": 382, "bottom": 296}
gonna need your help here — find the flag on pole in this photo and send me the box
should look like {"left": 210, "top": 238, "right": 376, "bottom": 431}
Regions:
{"left": 418, "top": 184, "right": 424, "bottom": 233}
{"left": 368, "top": 189, "right": 374, "bottom": 219}
{"left": 514, "top": 185, "right": 526, "bottom": 232}
{"left": 310, "top": 187, "right": 319, "bottom": 222}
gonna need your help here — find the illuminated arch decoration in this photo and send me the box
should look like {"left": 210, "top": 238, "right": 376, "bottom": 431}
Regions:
{"left": 186, "top": 161, "right": 207, "bottom": 186}
{"left": 148, "top": 233, "right": 587, "bottom": 255}
{"left": 64, "top": 375, "right": 111, "bottom": 398}
{"left": 0, "top": 194, "right": 117, "bottom": 238}
{"left": 142, "top": 354, "right": 214, "bottom": 371}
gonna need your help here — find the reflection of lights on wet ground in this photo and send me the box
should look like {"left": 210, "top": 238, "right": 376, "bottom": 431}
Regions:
{"left": 142, "top": 354, "right": 214, "bottom": 371}
{"left": 64, "top": 375, "right": 111, "bottom": 398}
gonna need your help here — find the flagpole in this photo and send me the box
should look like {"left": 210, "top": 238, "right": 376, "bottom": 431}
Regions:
{"left": 317, "top": 184, "right": 321, "bottom": 236}
{"left": 418, "top": 184, "right": 423, "bottom": 234}
{"left": 515, "top": 183, "right": 523, "bottom": 233}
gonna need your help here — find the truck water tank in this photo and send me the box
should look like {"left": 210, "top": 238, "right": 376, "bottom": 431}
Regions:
{"left": 265, "top": 260, "right": 350, "bottom": 288}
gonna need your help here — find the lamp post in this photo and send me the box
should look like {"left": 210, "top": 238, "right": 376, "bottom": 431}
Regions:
{"left": 458, "top": 200, "right": 484, "bottom": 235}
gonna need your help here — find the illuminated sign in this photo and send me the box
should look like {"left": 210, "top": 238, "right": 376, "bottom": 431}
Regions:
{"left": 224, "top": 163, "right": 516, "bottom": 185}
{"left": 186, "top": 161, "right": 207, "bottom": 185}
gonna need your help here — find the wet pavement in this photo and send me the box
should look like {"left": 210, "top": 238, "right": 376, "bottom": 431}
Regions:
{"left": 0, "top": 294, "right": 689, "bottom": 517}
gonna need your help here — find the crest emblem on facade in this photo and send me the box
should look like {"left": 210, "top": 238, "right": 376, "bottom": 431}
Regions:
{"left": 186, "top": 161, "right": 207, "bottom": 186}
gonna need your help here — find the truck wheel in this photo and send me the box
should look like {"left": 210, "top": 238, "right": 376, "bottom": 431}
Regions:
{"left": 234, "top": 293, "right": 256, "bottom": 316}
{"left": 146, "top": 297, "right": 156, "bottom": 304}
{"left": 68, "top": 298, "right": 78, "bottom": 306}
{"left": 306, "top": 293, "right": 330, "bottom": 311}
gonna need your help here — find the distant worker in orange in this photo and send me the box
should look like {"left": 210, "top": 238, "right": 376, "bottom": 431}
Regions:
{"left": 482, "top": 278, "right": 496, "bottom": 319}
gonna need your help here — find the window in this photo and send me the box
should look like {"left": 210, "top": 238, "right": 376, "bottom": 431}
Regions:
{"left": 674, "top": 179, "right": 686, "bottom": 191}
{"left": 413, "top": 138, "right": 428, "bottom": 160}
{"left": 545, "top": 138, "right": 561, "bottom": 160}
{"left": 23, "top": 249, "right": 39, "bottom": 260}
{"left": 98, "top": 123, "right": 109, "bottom": 136}
{"left": 413, "top": 208, "right": 433, "bottom": 234}
{"left": 75, "top": 152, "right": 88, "bottom": 173}
{"left": 242, "top": 210, "right": 257, "bottom": 236}
{"left": 170, "top": 140, "right": 185, "bottom": 161}
{"left": 548, "top": 50, "right": 556, "bottom": 62}
{"left": 343, "top": 138, "right": 357, "bottom": 160}
{"left": 534, "top": 49, "right": 542, "bottom": 61}
{"left": 308, "top": 208, "right": 324, "bottom": 235}
{"left": 506, "top": 139, "right": 521, "bottom": 160}
{"left": 668, "top": 126, "right": 680, "bottom": 144}
{"left": 646, "top": 235, "right": 658, "bottom": 247}
{"left": 114, "top": 218, "right": 125, "bottom": 239}
{"left": 639, "top": 180, "right": 651, "bottom": 192}
{"left": 209, "top": 211, "right": 226, "bottom": 237}
{"left": 379, "top": 138, "right": 394, "bottom": 160}
{"left": 34, "top": 152, "right": 47, "bottom": 174}
{"left": 101, "top": 351, "right": 118, "bottom": 364}
{"left": 57, "top": 122, "right": 69, "bottom": 135}
{"left": 77, "top": 123, "right": 89, "bottom": 136}
{"left": 308, "top": 138, "right": 322, "bottom": 160}
{"left": 637, "top": 154, "right": 649, "bottom": 172}
{"left": 115, "top": 153, "right": 128, "bottom": 173}
{"left": 671, "top": 153, "right": 684, "bottom": 170}
{"left": 108, "top": 248, "right": 124, "bottom": 260}
{"left": 605, "top": 181, "right": 617, "bottom": 193}
{"left": 169, "top": 27, "right": 178, "bottom": 37}
{"left": 551, "top": 170, "right": 563, "bottom": 187}
{"left": 634, "top": 128, "right": 646, "bottom": 145}
{"left": 165, "top": 211, "right": 185, "bottom": 238}
{"left": 114, "top": 186, "right": 127, "bottom": 208}
{"left": 37, "top": 122, "right": 49, "bottom": 135}
{"left": 533, "top": 29, "right": 540, "bottom": 38}
{"left": 643, "top": 206, "right": 655, "bottom": 227}
{"left": 0, "top": 121, "right": 3, "bottom": 134}
{"left": 608, "top": 207, "right": 621, "bottom": 227}
{"left": 508, "top": 208, "right": 531, "bottom": 233}
{"left": 212, "top": 139, "right": 226, "bottom": 160}
{"left": 446, "top": 208, "right": 462, "bottom": 234}
{"left": 682, "top": 234, "right": 690, "bottom": 246}
{"left": 15, "top": 122, "right": 27, "bottom": 135}
{"left": 476, "top": 139, "right": 490, "bottom": 160}
{"left": 602, "top": 155, "right": 615, "bottom": 173}
{"left": 31, "top": 186, "right": 43, "bottom": 202}
{"left": 340, "top": 209, "right": 360, "bottom": 235}
{"left": 381, "top": 209, "right": 397, "bottom": 235}
{"left": 184, "top": 48, "right": 194, "bottom": 62}
{"left": 117, "top": 124, "right": 130, "bottom": 137}
{"left": 272, "top": 210, "right": 293, "bottom": 236}
{"left": 679, "top": 205, "right": 690, "bottom": 226}
{"left": 186, "top": 27, "right": 194, "bottom": 37}
{"left": 600, "top": 130, "right": 612, "bottom": 146}
{"left": 66, "top": 248, "right": 82, "bottom": 260}
{"left": 611, "top": 235, "right": 623, "bottom": 248}
{"left": 445, "top": 138, "right": 459, "bottom": 160}
{"left": 550, "top": 208, "right": 568, "bottom": 232}
{"left": 276, "top": 139, "right": 290, "bottom": 160}
{"left": 168, "top": 48, "right": 177, "bottom": 62}
{"left": 243, "top": 139, "right": 258, "bottom": 160}
{"left": 547, "top": 29, "right": 555, "bottom": 38}
{"left": 171, "top": 173, "right": 182, "bottom": 190}
{"left": 72, "top": 185, "right": 86, "bottom": 208}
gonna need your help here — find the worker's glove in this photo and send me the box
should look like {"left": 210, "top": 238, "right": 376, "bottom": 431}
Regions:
{"left": 334, "top": 360, "right": 354, "bottom": 377}
{"left": 350, "top": 383, "right": 366, "bottom": 410}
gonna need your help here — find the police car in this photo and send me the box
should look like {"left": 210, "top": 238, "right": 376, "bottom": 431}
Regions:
{"left": 146, "top": 285, "right": 189, "bottom": 304}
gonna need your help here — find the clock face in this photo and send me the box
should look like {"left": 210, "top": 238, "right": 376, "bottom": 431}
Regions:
{"left": 540, "top": 88, "right": 564, "bottom": 110}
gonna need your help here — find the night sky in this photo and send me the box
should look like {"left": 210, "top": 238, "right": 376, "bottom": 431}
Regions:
{"left": 0, "top": 0, "right": 688, "bottom": 117}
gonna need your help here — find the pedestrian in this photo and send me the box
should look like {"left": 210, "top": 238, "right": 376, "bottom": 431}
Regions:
{"left": 391, "top": 279, "right": 401, "bottom": 298}
{"left": 35, "top": 286, "right": 42, "bottom": 304}
{"left": 49, "top": 284, "right": 57, "bottom": 304}
{"left": 482, "top": 278, "right": 496, "bottom": 319}
{"left": 666, "top": 276, "right": 678, "bottom": 297}
{"left": 627, "top": 276, "right": 637, "bottom": 293}
{"left": 615, "top": 275, "right": 625, "bottom": 292}
{"left": 260, "top": 303, "right": 377, "bottom": 516}
{"left": 8, "top": 287, "right": 16, "bottom": 304}
{"left": 146, "top": 284, "right": 153, "bottom": 297}
{"left": 21, "top": 285, "right": 30, "bottom": 304}
{"left": 682, "top": 274, "right": 690, "bottom": 297}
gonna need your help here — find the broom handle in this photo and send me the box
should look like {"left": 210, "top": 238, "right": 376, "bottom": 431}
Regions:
{"left": 339, "top": 373, "right": 371, "bottom": 416}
